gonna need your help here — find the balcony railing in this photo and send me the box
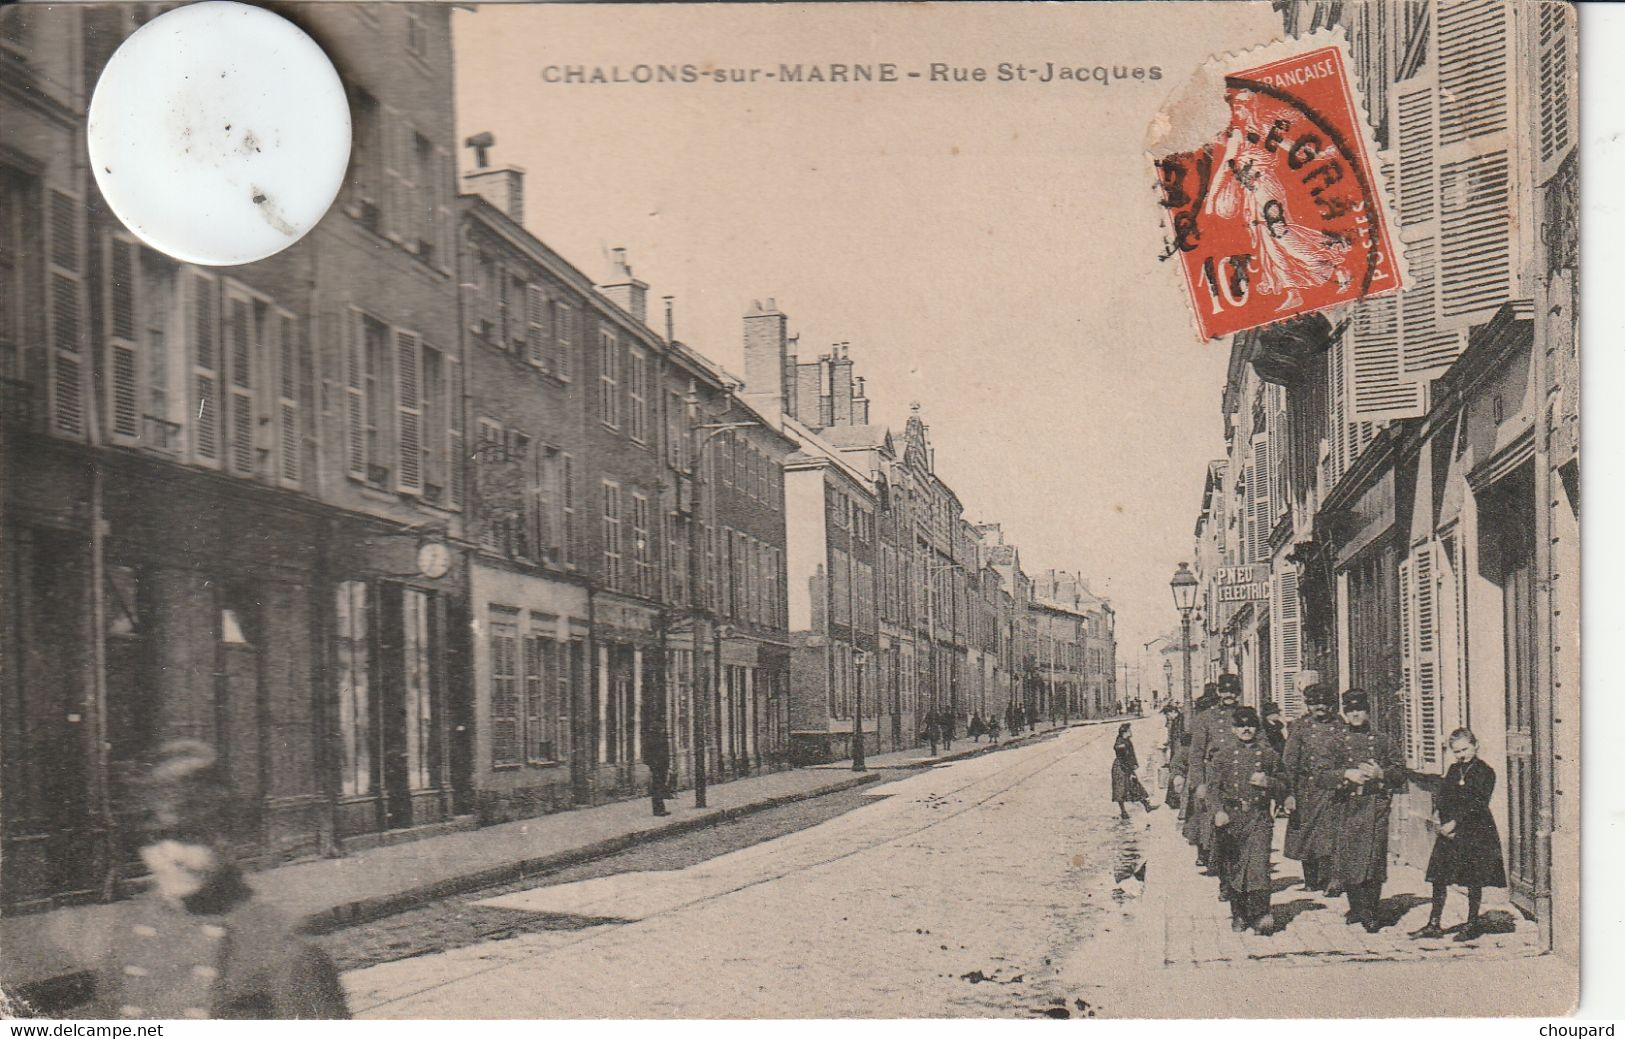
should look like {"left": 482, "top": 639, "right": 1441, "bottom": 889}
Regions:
{"left": 142, "top": 415, "right": 185, "bottom": 456}
{"left": 367, "top": 463, "right": 391, "bottom": 487}
{"left": 422, "top": 482, "right": 445, "bottom": 506}
{"left": 1, "top": 377, "right": 35, "bottom": 430}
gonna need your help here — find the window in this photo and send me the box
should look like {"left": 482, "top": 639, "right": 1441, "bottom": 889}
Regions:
{"left": 421, "top": 345, "right": 446, "bottom": 503}
{"left": 490, "top": 612, "right": 521, "bottom": 767}
{"left": 832, "top": 547, "right": 851, "bottom": 627}
{"left": 348, "top": 90, "right": 384, "bottom": 233}
{"left": 632, "top": 493, "right": 652, "bottom": 596}
{"left": 628, "top": 347, "right": 649, "bottom": 443}
{"left": 406, "top": 6, "right": 427, "bottom": 59}
{"left": 602, "top": 481, "right": 623, "bottom": 590}
{"left": 351, "top": 314, "right": 389, "bottom": 484}
{"left": 336, "top": 581, "right": 373, "bottom": 796}
{"left": 413, "top": 132, "right": 436, "bottom": 262}
{"left": 403, "top": 588, "right": 435, "bottom": 790}
{"left": 0, "top": 171, "right": 25, "bottom": 378}
{"left": 598, "top": 324, "right": 620, "bottom": 428}
{"left": 524, "top": 633, "right": 557, "bottom": 763}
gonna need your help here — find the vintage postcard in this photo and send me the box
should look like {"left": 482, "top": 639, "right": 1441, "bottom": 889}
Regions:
{"left": 0, "top": 0, "right": 1580, "bottom": 1021}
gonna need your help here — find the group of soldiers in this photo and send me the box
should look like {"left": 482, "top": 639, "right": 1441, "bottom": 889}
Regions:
{"left": 1170, "top": 670, "right": 1405, "bottom": 936}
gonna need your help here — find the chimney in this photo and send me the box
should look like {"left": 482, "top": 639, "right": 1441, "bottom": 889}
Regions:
{"left": 599, "top": 247, "right": 648, "bottom": 324}
{"left": 743, "top": 298, "right": 789, "bottom": 418}
{"left": 461, "top": 132, "right": 526, "bottom": 224}
{"left": 854, "top": 375, "right": 870, "bottom": 424}
{"left": 831, "top": 342, "right": 855, "bottom": 426}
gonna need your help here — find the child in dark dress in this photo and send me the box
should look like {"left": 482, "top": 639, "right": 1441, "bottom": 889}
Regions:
{"left": 1411, "top": 728, "right": 1508, "bottom": 942}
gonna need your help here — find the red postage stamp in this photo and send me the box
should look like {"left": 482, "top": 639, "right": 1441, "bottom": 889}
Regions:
{"left": 1152, "top": 44, "right": 1401, "bottom": 341}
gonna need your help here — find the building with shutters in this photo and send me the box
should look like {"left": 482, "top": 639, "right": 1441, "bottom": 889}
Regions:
{"left": 0, "top": 5, "right": 474, "bottom": 911}
{"left": 1190, "top": 0, "right": 1579, "bottom": 958}
{"left": 457, "top": 151, "right": 799, "bottom": 815}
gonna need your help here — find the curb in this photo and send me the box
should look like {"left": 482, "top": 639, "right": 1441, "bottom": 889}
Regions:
{"left": 299, "top": 769, "right": 885, "bottom": 935}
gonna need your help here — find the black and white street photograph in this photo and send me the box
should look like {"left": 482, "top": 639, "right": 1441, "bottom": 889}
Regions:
{"left": 0, "top": 0, "right": 1584, "bottom": 1021}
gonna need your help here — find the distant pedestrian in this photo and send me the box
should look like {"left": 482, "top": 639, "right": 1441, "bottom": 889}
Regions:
{"left": 1322, "top": 689, "right": 1406, "bottom": 932}
{"left": 943, "top": 711, "right": 956, "bottom": 750}
{"left": 1282, "top": 678, "right": 1344, "bottom": 891}
{"left": 1111, "top": 723, "right": 1156, "bottom": 819}
{"left": 923, "top": 709, "right": 940, "bottom": 756}
{"left": 1209, "top": 707, "right": 1286, "bottom": 935}
{"left": 988, "top": 714, "right": 1002, "bottom": 743}
{"left": 90, "top": 741, "right": 349, "bottom": 1020}
{"left": 969, "top": 713, "right": 986, "bottom": 743}
{"left": 644, "top": 724, "right": 673, "bottom": 817}
{"left": 1004, "top": 702, "right": 1017, "bottom": 736}
{"left": 1412, "top": 728, "right": 1507, "bottom": 942}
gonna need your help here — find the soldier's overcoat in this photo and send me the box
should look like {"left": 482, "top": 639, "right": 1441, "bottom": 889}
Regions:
{"left": 1317, "top": 724, "right": 1407, "bottom": 886}
{"left": 91, "top": 872, "right": 349, "bottom": 1020}
{"left": 1281, "top": 714, "right": 1347, "bottom": 861}
{"left": 1209, "top": 737, "right": 1287, "bottom": 894}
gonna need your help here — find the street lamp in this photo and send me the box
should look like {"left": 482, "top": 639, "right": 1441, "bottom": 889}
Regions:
{"left": 1169, "top": 562, "right": 1198, "bottom": 717}
{"left": 852, "top": 648, "right": 868, "bottom": 772}
{"left": 683, "top": 382, "right": 762, "bottom": 808}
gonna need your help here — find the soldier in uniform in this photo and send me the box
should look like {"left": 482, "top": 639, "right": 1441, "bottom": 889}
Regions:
{"left": 90, "top": 741, "right": 349, "bottom": 1020}
{"left": 1318, "top": 689, "right": 1407, "bottom": 932}
{"left": 1281, "top": 678, "right": 1345, "bottom": 891}
{"left": 1208, "top": 706, "right": 1288, "bottom": 934}
{"left": 1186, "top": 675, "right": 1242, "bottom": 876}
{"left": 1178, "top": 683, "right": 1219, "bottom": 854}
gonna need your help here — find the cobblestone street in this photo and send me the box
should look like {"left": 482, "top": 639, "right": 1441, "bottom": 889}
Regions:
{"left": 345, "top": 722, "right": 1147, "bottom": 1018}
{"left": 341, "top": 718, "right": 1573, "bottom": 1019}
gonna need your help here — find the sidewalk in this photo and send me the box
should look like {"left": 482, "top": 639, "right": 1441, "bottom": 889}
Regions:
{"left": 1077, "top": 774, "right": 1577, "bottom": 1018}
{"left": 1, "top": 722, "right": 1072, "bottom": 1003}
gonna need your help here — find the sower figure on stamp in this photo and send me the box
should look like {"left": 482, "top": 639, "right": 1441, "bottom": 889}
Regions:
{"left": 90, "top": 741, "right": 349, "bottom": 1020}
{"left": 1209, "top": 706, "right": 1287, "bottom": 934}
{"left": 1319, "top": 689, "right": 1407, "bottom": 932}
{"left": 1281, "top": 675, "right": 1345, "bottom": 892}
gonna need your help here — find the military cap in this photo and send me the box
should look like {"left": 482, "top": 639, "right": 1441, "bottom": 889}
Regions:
{"left": 1303, "top": 682, "right": 1335, "bottom": 706}
{"left": 137, "top": 740, "right": 233, "bottom": 842}
{"left": 1231, "top": 706, "right": 1261, "bottom": 728}
{"left": 1218, "top": 674, "right": 1242, "bottom": 695}
{"left": 1341, "top": 689, "right": 1371, "bottom": 712}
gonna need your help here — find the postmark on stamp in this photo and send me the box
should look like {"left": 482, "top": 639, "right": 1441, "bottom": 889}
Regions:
{"left": 1149, "top": 40, "right": 1401, "bottom": 342}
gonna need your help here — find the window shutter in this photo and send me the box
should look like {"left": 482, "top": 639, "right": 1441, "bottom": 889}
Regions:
{"left": 277, "top": 307, "right": 301, "bottom": 487}
{"left": 447, "top": 353, "right": 465, "bottom": 509}
{"left": 1248, "top": 434, "right": 1269, "bottom": 563}
{"left": 1272, "top": 565, "right": 1303, "bottom": 719}
{"left": 436, "top": 146, "right": 454, "bottom": 273}
{"left": 1413, "top": 542, "right": 1441, "bottom": 769}
{"left": 1349, "top": 293, "right": 1425, "bottom": 421}
{"left": 526, "top": 284, "right": 546, "bottom": 367}
{"left": 396, "top": 329, "right": 422, "bottom": 492}
{"left": 561, "top": 452, "right": 576, "bottom": 567}
{"left": 188, "top": 268, "right": 221, "bottom": 466}
{"left": 1436, "top": 0, "right": 1514, "bottom": 328}
{"left": 46, "top": 190, "right": 86, "bottom": 439}
{"left": 104, "top": 234, "right": 143, "bottom": 444}
{"left": 1537, "top": 2, "right": 1576, "bottom": 178}
{"left": 381, "top": 105, "right": 402, "bottom": 243}
{"left": 554, "top": 302, "right": 574, "bottom": 381}
{"left": 224, "top": 291, "right": 256, "bottom": 476}
{"left": 1398, "top": 554, "right": 1417, "bottom": 768}
{"left": 344, "top": 309, "right": 367, "bottom": 479}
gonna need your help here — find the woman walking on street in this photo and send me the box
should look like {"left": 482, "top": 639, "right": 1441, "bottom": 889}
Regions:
{"left": 1412, "top": 728, "right": 1508, "bottom": 942}
{"left": 1111, "top": 723, "right": 1157, "bottom": 819}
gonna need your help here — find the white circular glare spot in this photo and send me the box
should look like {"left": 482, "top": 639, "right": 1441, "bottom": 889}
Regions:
{"left": 88, "top": 1, "right": 350, "bottom": 267}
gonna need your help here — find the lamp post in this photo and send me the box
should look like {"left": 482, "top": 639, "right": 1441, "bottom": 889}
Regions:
{"left": 1169, "top": 562, "right": 1199, "bottom": 719}
{"left": 683, "top": 383, "right": 762, "bottom": 808}
{"left": 852, "top": 648, "right": 868, "bottom": 771}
